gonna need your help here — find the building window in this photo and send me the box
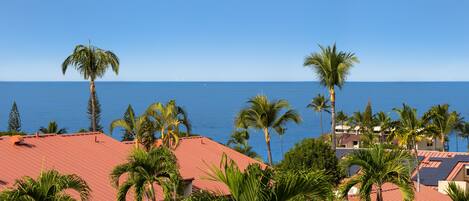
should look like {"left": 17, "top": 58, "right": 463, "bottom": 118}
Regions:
{"left": 466, "top": 168, "right": 469, "bottom": 177}
{"left": 353, "top": 141, "right": 358, "bottom": 146}
{"left": 427, "top": 141, "right": 433, "bottom": 147}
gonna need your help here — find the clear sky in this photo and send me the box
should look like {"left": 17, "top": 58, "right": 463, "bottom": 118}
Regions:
{"left": 1, "top": 0, "right": 468, "bottom": 81}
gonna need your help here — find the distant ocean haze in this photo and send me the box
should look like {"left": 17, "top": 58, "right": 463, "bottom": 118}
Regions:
{"left": 1, "top": 81, "right": 469, "bottom": 162}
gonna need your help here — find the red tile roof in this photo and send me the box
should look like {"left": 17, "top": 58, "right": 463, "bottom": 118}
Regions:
{"left": 0, "top": 132, "right": 265, "bottom": 200}
{"left": 348, "top": 182, "right": 450, "bottom": 201}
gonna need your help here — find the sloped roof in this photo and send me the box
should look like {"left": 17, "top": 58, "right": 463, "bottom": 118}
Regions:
{"left": 348, "top": 182, "right": 450, "bottom": 201}
{"left": 0, "top": 132, "right": 265, "bottom": 200}
{"left": 415, "top": 150, "right": 469, "bottom": 186}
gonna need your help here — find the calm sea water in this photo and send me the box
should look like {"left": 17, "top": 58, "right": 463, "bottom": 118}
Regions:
{"left": 1, "top": 82, "right": 469, "bottom": 162}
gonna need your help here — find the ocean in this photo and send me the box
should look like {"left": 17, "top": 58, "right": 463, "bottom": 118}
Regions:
{"left": 1, "top": 82, "right": 469, "bottom": 162}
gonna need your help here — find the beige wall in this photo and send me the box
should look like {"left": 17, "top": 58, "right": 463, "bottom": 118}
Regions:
{"left": 417, "top": 138, "right": 444, "bottom": 151}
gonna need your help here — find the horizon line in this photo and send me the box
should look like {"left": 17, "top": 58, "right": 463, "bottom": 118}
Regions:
{"left": 1, "top": 80, "right": 469, "bottom": 83}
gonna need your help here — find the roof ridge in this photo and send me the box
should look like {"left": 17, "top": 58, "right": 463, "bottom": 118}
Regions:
{"left": 6, "top": 132, "right": 105, "bottom": 139}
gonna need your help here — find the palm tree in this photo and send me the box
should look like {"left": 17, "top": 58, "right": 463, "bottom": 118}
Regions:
{"left": 110, "top": 112, "right": 153, "bottom": 149}
{"left": 39, "top": 121, "right": 67, "bottom": 134}
{"left": 456, "top": 122, "right": 469, "bottom": 151}
{"left": 146, "top": 100, "right": 191, "bottom": 148}
{"left": 336, "top": 110, "right": 349, "bottom": 126}
{"left": 227, "top": 129, "right": 260, "bottom": 159}
{"left": 62, "top": 43, "right": 119, "bottom": 132}
{"left": 374, "top": 111, "right": 392, "bottom": 143}
{"left": 0, "top": 169, "right": 90, "bottom": 201}
{"left": 445, "top": 182, "right": 469, "bottom": 201}
{"left": 121, "top": 105, "right": 136, "bottom": 141}
{"left": 304, "top": 44, "right": 359, "bottom": 152}
{"left": 307, "top": 93, "right": 330, "bottom": 135}
{"left": 110, "top": 147, "right": 181, "bottom": 201}
{"left": 235, "top": 95, "right": 301, "bottom": 165}
{"left": 423, "top": 104, "right": 460, "bottom": 151}
{"left": 391, "top": 104, "right": 430, "bottom": 192}
{"left": 340, "top": 145, "right": 414, "bottom": 201}
{"left": 207, "top": 154, "right": 333, "bottom": 201}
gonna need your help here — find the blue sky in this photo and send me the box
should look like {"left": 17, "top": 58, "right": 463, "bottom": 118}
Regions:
{"left": 1, "top": 0, "right": 468, "bottom": 81}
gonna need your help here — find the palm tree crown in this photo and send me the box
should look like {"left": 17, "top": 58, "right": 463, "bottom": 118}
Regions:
{"left": 0, "top": 169, "right": 91, "bottom": 201}
{"left": 110, "top": 147, "right": 181, "bottom": 201}
{"left": 235, "top": 95, "right": 301, "bottom": 165}
{"left": 39, "top": 121, "right": 67, "bottom": 134}
{"left": 207, "top": 154, "right": 333, "bottom": 201}
{"left": 340, "top": 145, "right": 414, "bottom": 201}
{"left": 62, "top": 44, "right": 119, "bottom": 81}
{"left": 304, "top": 43, "right": 359, "bottom": 151}
{"left": 111, "top": 112, "right": 154, "bottom": 149}
{"left": 146, "top": 100, "right": 191, "bottom": 148}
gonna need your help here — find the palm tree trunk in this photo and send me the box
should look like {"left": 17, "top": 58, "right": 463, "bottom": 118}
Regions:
{"left": 320, "top": 111, "right": 324, "bottom": 135}
{"left": 330, "top": 88, "right": 337, "bottom": 151}
{"left": 89, "top": 80, "right": 97, "bottom": 132}
{"left": 456, "top": 134, "right": 459, "bottom": 152}
{"left": 263, "top": 128, "right": 273, "bottom": 166}
{"left": 161, "top": 127, "right": 166, "bottom": 146}
{"left": 442, "top": 134, "right": 446, "bottom": 152}
{"left": 434, "top": 137, "right": 437, "bottom": 151}
{"left": 413, "top": 143, "right": 420, "bottom": 192}
{"left": 376, "top": 185, "right": 383, "bottom": 201}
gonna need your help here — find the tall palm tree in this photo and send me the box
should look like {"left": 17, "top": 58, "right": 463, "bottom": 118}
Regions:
{"left": 423, "top": 104, "right": 460, "bottom": 151}
{"left": 110, "top": 112, "right": 153, "bottom": 149}
{"left": 110, "top": 147, "right": 181, "bottom": 201}
{"left": 207, "top": 154, "right": 333, "bottom": 201}
{"left": 0, "top": 169, "right": 91, "bottom": 201}
{"left": 340, "top": 145, "right": 414, "bottom": 201}
{"left": 146, "top": 100, "right": 191, "bottom": 148}
{"left": 445, "top": 182, "right": 469, "bottom": 201}
{"left": 456, "top": 122, "right": 469, "bottom": 151}
{"left": 391, "top": 104, "right": 430, "bottom": 192}
{"left": 304, "top": 44, "right": 359, "bottom": 151}
{"left": 62, "top": 43, "right": 119, "bottom": 132}
{"left": 39, "top": 121, "right": 67, "bottom": 134}
{"left": 307, "top": 93, "right": 330, "bottom": 135}
{"left": 235, "top": 95, "right": 301, "bottom": 165}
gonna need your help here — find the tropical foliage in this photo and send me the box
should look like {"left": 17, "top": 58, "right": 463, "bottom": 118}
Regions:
{"left": 0, "top": 169, "right": 91, "bottom": 201}
{"left": 340, "top": 144, "right": 414, "bottom": 201}
{"left": 146, "top": 100, "right": 191, "bottom": 148}
{"left": 277, "top": 138, "right": 344, "bottom": 185}
{"left": 423, "top": 104, "right": 461, "bottom": 151}
{"left": 227, "top": 128, "right": 260, "bottom": 159}
{"left": 235, "top": 95, "right": 301, "bottom": 165}
{"left": 110, "top": 147, "right": 181, "bottom": 201}
{"left": 456, "top": 122, "right": 469, "bottom": 151}
{"left": 445, "top": 182, "right": 469, "bottom": 201}
{"left": 307, "top": 93, "right": 330, "bottom": 135}
{"left": 39, "top": 121, "right": 67, "bottom": 134}
{"left": 121, "top": 104, "right": 136, "bottom": 141}
{"left": 62, "top": 43, "right": 119, "bottom": 132}
{"left": 111, "top": 112, "right": 154, "bottom": 149}
{"left": 207, "top": 154, "right": 333, "bottom": 201}
{"left": 304, "top": 44, "right": 359, "bottom": 151}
